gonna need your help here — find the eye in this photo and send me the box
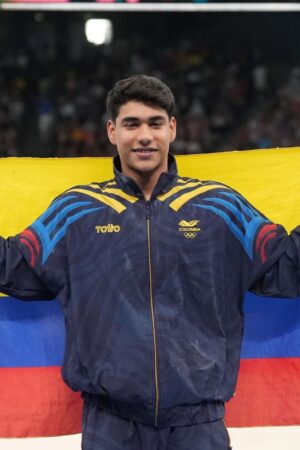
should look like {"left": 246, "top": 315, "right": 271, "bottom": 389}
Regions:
{"left": 150, "top": 121, "right": 163, "bottom": 128}
{"left": 125, "top": 121, "right": 138, "bottom": 129}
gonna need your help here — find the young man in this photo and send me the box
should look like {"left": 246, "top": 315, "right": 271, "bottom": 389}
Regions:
{"left": 0, "top": 75, "right": 300, "bottom": 449}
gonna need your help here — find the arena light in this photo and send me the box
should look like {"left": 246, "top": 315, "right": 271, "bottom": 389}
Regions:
{"left": 85, "top": 19, "right": 113, "bottom": 45}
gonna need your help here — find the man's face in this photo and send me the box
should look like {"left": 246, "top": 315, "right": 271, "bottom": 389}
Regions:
{"left": 107, "top": 101, "right": 176, "bottom": 179}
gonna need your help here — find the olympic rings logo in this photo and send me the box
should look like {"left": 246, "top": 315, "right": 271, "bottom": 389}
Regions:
{"left": 184, "top": 232, "right": 197, "bottom": 239}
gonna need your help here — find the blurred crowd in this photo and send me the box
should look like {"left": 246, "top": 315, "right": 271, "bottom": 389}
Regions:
{"left": 1, "top": 17, "right": 300, "bottom": 157}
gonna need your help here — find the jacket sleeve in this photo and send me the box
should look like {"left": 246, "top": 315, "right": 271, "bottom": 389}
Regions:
{"left": 0, "top": 236, "right": 55, "bottom": 300}
{"left": 250, "top": 225, "right": 300, "bottom": 298}
{"left": 0, "top": 193, "right": 71, "bottom": 301}
{"left": 0, "top": 187, "right": 103, "bottom": 302}
{"left": 205, "top": 183, "right": 300, "bottom": 298}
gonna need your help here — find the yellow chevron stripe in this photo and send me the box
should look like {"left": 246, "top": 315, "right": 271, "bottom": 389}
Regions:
{"left": 157, "top": 181, "right": 203, "bottom": 202}
{"left": 101, "top": 188, "right": 138, "bottom": 204}
{"left": 169, "top": 184, "right": 230, "bottom": 211}
{"left": 67, "top": 188, "right": 126, "bottom": 213}
{"left": 176, "top": 178, "right": 192, "bottom": 184}
{"left": 0, "top": 293, "right": 7, "bottom": 297}
{"left": 86, "top": 181, "right": 117, "bottom": 190}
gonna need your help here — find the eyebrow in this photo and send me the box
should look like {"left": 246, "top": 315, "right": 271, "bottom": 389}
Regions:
{"left": 121, "top": 115, "right": 167, "bottom": 124}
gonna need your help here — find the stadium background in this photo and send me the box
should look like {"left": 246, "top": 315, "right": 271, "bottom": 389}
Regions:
{"left": 1, "top": 2, "right": 300, "bottom": 448}
{"left": 1, "top": 8, "right": 300, "bottom": 157}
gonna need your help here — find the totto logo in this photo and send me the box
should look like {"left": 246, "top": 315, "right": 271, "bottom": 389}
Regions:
{"left": 95, "top": 224, "right": 121, "bottom": 234}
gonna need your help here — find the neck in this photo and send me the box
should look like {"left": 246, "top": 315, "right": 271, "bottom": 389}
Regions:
{"left": 124, "top": 168, "right": 166, "bottom": 200}
{"left": 135, "top": 172, "right": 160, "bottom": 201}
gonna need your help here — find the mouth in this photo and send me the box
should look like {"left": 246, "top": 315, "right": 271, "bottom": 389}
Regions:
{"left": 132, "top": 148, "right": 158, "bottom": 154}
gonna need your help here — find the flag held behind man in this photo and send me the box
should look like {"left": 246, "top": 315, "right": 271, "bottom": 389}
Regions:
{"left": 0, "top": 148, "right": 299, "bottom": 436}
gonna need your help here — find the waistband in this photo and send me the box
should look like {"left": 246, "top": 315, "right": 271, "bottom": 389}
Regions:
{"left": 82, "top": 393, "right": 225, "bottom": 427}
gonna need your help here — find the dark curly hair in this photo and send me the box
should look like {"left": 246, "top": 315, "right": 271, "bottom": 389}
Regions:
{"left": 106, "top": 75, "right": 175, "bottom": 121}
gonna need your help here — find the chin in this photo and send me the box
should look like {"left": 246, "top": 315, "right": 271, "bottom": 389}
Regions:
{"left": 133, "top": 164, "right": 159, "bottom": 174}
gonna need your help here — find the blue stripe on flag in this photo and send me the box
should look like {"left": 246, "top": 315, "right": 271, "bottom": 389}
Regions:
{"left": 2, "top": 293, "right": 300, "bottom": 366}
{"left": 242, "top": 291, "right": 300, "bottom": 358}
{"left": 0, "top": 297, "right": 64, "bottom": 367}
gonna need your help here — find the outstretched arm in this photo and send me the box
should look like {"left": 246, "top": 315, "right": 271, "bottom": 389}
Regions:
{"left": 0, "top": 236, "right": 56, "bottom": 300}
{"left": 250, "top": 226, "right": 300, "bottom": 298}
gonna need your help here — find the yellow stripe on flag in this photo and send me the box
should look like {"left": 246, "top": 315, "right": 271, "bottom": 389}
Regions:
{"left": 176, "top": 148, "right": 300, "bottom": 231}
{"left": 1, "top": 148, "right": 300, "bottom": 236}
{"left": 0, "top": 157, "right": 113, "bottom": 236}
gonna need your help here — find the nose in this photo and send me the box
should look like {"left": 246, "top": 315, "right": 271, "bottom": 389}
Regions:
{"left": 137, "top": 124, "right": 153, "bottom": 146}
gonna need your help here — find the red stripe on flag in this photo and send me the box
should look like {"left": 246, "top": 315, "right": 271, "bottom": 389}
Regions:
{"left": 225, "top": 358, "right": 300, "bottom": 427}
{"left": 0, "top": 366, "right": 82, "bottom": 437}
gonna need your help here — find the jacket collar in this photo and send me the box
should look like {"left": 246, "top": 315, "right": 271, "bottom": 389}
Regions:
{"left": 113, "top": 154, "right": 178, "bottom": 199}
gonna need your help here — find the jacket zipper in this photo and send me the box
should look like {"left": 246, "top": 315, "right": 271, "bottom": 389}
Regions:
{"left": 146, "top": 201, "right": 159, "bottom": 426}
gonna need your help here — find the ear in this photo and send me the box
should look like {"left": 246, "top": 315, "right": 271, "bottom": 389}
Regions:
{"left": 169, "top": 117, "right": 177, "bottom": 143}
{"left": 107, "top": 120, "right": 116, "bottom": 145}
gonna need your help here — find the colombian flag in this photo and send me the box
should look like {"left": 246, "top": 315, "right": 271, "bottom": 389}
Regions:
{"left": 0, "top": 149, "right": 300, "bottom": 437}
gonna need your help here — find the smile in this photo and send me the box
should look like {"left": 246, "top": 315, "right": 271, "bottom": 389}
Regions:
{"left": 132, "top": 148, "right": 158, "bottom": 154}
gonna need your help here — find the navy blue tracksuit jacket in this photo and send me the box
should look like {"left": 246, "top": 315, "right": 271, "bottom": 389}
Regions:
{"left": 0, "top": 155, "right": 300, "bottom": 428}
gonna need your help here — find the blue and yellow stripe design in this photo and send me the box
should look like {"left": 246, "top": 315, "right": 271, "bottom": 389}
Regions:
{"left": 193, "top": 191, "right": 269, "bottom": 260}
{"left": 21, "top": 184, "right": 139, "bottom": 266}
{"left": 23, "top": 195, "right": 104, "bottom": 266}
{"left": 67, "top": 182, "right": 138, "bottom": 213}
{"left": 159, "top": 179, "right": 271, "bottom": 260}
